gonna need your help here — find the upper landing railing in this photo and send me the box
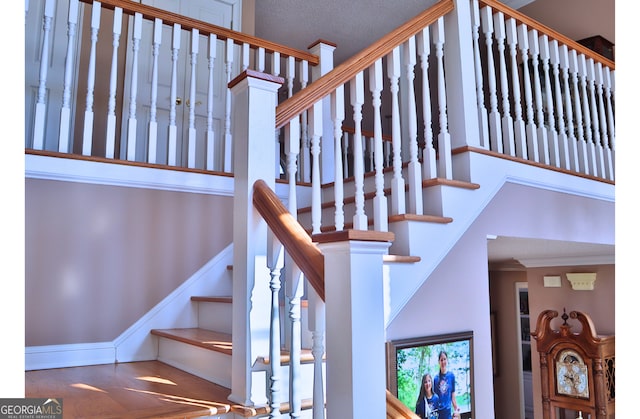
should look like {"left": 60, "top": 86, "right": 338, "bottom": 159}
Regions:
{"left": 25, "top": 0, "right": 317, "bottom": 173}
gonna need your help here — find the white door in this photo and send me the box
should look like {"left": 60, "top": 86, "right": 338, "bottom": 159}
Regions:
{"left": 120, "top": 0, "right": 241, "bottom": 169}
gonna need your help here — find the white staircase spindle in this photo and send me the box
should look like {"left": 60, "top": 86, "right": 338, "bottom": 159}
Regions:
{"left": 558, "top": 44, "right": 576, "bottom": 170}
{"left": 307, "top": 291, "right": 326, "bottom": 419}
{"left": 126, "top": 12, "right": 143, "bottom": 162}
{"left": 241, "top": 42, "right": 250, "bottom": 71}
{"left": 309, "top": 101, "right": 323, "bottom": 235}
{"left": 603, "top": 67, "right": 615, "bottom": 181}
{"left": 480, "top": 6, "right": 502, "bottom": 153}
{"left": 505, "top": 18, "right": 526, "bottom": 159}
{"left": 433, "top": 17, "right": 452, "bottom": 180}
{"left": 32, "top": 0, "right": 56, "bottom": 150}
{"left": 285, "top": 262, "right": 304, "bottom": 419}
{"left": 300, "top": 60, "right": 311, "bottom": 183}
{"left": 493, "top": 12, "right": 515, "bottom": 156}
{"left": 568, "top": 50, "right": 587, "bottom": 174}
{"left": 105, "top": 7, "right": 123, "bottom": 159}
{"left": 267, "top": 232, "right": 284, "bottom": 419}
{"left": 403, "top": 36, "right": 423, "bottom": 215}
{"left": 471, "top": 0, "right": 489, "bottom": 149}
{"left": 369, "top": 58, "right": 388, "bottom": 232}
{"left": 167, "top": 24, "right": 181, "bottom": 166}
{"left": 594, "top": 62, "right": 608, "bottom": 178}
{"left": 147, "top": 18, "right": 162, "bottom": 164}
{"left": 187, "top": 29, "right": 199, "bottom": 169}
{"left": 529, "top": 30, "right": 550, "bottom": 165}
{"left": 539, "top": 35, "right": 559, "bottom": 167}
{"left": 350, "top": 72, "right": 367, "bottom": 230}
{"left": 285, "top": 116, "right": 300, "bottom": 213}
{"left": 223, "top": 38, "right": 234, "bottom": 172}
{"left": 206, "top": 34, "right": 217, "bottom": 170}
{"left": 342, "top": 131, "right": 350, "bottom": 178}
{"left": 286, "top": 56, "right": 295, "bottom": 97}
{"left": 586, "top": 58, "right": 602, "bottom": 177}
{"left": 331, "top": 86, "right": 345, "bottom": 231}
{"left": 517, "top": 24, "right": 538, "bottom": 162}
{"left": 58, "top": 0, "right": 79, "bottom": 153}
{"left": 256, "top": 47, "right": 265, "bottom": 73}
{"left": 550, "top": 40, "right": 570, "bottom": 170}
{"left": 387, "top": 46, "right": 406, "bottom": 215}
{"left": 271, "top": 51, "right": 281, "bottom": 178}
{"left": 578, "top": 53, "right": 593, "bottom": 175}
{"left": 417, "top": 27, "right": 437, "bottom": 178}
{"left": 81, "top": 1, "right": 100, "bottom": 156}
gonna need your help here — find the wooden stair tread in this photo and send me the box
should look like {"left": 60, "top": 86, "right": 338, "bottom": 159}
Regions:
{"left": 191, "top": 296, "right": 232, "bottom": 303}
{"left": 232, "top": 397, "right": 315, "bottom": 417}
{"left": 383, "top": 254, "right": 421, "bottom": 263}
{"left": 151, "top": 328, "right": 233, "bottom": 355}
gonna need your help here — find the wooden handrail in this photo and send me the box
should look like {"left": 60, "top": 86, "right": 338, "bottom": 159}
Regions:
{"left": 253, "top": 180, "right": 325, "bottom": 300}
{"left": 386, "top": 390, "right": 420, "bottom": 419}
{"left": 275, "top": 0, "right": 454, "bottom": 129}
{"left": 479, "top": 0, "right": 614, "bottom": 69}
{"left": 77, "top": 0, "right": 319, "bottom": 65}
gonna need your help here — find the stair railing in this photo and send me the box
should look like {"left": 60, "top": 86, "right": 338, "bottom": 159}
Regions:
{"left": 472, "top": 0, "right": 615, "bottom": 181}
{"left": 26, "top": 0, "right": 318, "bottom": 173}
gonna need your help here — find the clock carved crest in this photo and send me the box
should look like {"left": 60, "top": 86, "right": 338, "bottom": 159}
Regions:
{"left": 531, "top": 309, "right": 614, "bottom": 419}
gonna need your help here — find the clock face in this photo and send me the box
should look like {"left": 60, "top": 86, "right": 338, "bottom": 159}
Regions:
{"left": 556, "top": 350, "right": 589, "bottom": 398}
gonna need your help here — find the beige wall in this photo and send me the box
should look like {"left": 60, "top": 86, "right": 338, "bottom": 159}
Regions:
{"left": 490, "top": 264, "right": 614, "bottom": 419}
{"left": 25, "top": 178, "right": 234, "bottom": 346}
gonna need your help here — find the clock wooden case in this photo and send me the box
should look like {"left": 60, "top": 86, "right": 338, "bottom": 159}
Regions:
{"left": 531, "top": 309, "right": 614, "bottom": 419}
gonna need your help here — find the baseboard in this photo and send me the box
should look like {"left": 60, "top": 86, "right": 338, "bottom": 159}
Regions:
{"left": 25, "top": 342, "right": 115, "bottom": 371}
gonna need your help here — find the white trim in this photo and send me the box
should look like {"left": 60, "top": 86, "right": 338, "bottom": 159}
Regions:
{"left": 25, "top": 342, "right": 115, "bottom": 371}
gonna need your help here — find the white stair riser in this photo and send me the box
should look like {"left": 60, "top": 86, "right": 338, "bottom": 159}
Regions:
{"left": 197, "top": 302, "right": 233, "bottom": 334}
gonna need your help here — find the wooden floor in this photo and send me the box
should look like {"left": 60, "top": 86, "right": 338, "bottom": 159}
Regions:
{"left": 25, "top": 361, "right": 233, "bottom": 418}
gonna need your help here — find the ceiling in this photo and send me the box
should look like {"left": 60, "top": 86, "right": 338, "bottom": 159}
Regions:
{"left": 252, "top": 0, "right": 615, "bottom": 267}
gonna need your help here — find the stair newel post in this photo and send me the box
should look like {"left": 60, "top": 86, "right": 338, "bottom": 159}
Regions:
{"left": 228, "top": 70, "right": 284, "bottom": 406}
{"left": 350, "top": 72, "right": 368, "bottom": 230}
{"left": 480, "top": 5, "right": 503, "bottom": 154}
{"left": 307, "top": 289, "right": 326, "bottom": 419}
{"left": 331, "top": 85, "right": 345, "bottom": 231}
{"left": 433, "top": 17, "right": 453, "bottom": 180}
{"left": 308, "top": 40, "right": 337, "bottom": 184}
{"left": 369, "top": 58, "right": 389, "bottom": 232}
{"left": 505, "top": 18, "right": 527, "bottom": 159}
{"left": 403, "top": 36, "right": 424, "bottom": 215}
{"left": 313, "top": 230, "right": 394, "bottom": 419}
{"left": 529, "top": 30, "right": 551, "bottom": 165}
{"left": 267, "top": 231, "right": 284, "bottom": 419}
{"left": 147, "top": 18, "right": 163, "bottom": 165}
{"left": 387, "top": 47, "right": 406, "bottom": 215}
{"left": 33, "top": 0, "right": 56, "bottom": 150}
{"left": 471, "top": 0, "right": 489, "bottom": 150}
{"left": 539, "top": 34, "right": 560, "bottom": 168}
{"left": 59, "top": 0, "right": 79, "bottom": 154}
{"left": 105, "top": 7, "right": 123, "bottom": 159}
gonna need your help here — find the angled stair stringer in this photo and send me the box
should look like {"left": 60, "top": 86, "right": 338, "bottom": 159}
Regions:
{"left": 113, "top": 244, "right": 234, "bottom": 363}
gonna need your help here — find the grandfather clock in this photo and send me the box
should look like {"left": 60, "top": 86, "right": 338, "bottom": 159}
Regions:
{"left": 531, "top": 309, "right": 614, "bottom": 419}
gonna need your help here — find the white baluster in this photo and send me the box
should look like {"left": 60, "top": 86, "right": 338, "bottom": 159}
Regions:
{"left": 187, "top": 29, "right": 199, "bottom": 169}
{"left": 506, "top": 18, "right": 526, "bottom": 159}
{"left": 350, "top": 72, "right": 367, "bottom": 230}
{"left": 82, "top": 0, "right": 100, "bottom": 156}
{"left": 368, "top": 137, "right": 375, "bottom": 173}
{"left": 307, "top": 290, "right": 325, "bottom": 419}
{"left": 403, "top": 36, "right": 423, "bottom": 215}
{"left": 493, "top": 12, "right": 515, "bottom": 156}
{"left": 272, "top": 52, "right": 281, "bottom": 177}
{"left": 285, "top": 262, "right": 303, "bottom": 419}
{"left": 417, "top": 27, "right": 436, "bottom": 178}
{"left": 387, "top": 46, "right": 406, "bottom": 215}
{"left": 529, "top": 30, "right": 549, "bottom": 164}
{"left": 267, "top": 232, "right": 284, "bottom": 419}
{"left": 517, "top": 24, "right": 538, "bottom": 162}
{"left": 167, "top": 24, "right": 181, "bottom": 166}
{"left": 480, "top": 6, "right": 502, "bottom": 153}
{"left": 586, "top": 58, "right": 601, "bottom": 177}
{"left": 539, "top": 35, "right": 559, "bottom": 167}
{"left": 285, "top": 116, "right": 300, "bottom": 211}
{"left": 369, "top": 58, "right": 388, "bottom": 232}
{"left": 206, "top": 34, "right": 217, "bottom": 170}
{"left": 568, "top": 50, "right": 586, "bottom": 174}
{"left": 59, "top": 0, "right": 79, "bottom": 153}
{"left": 148, "top": 18, "right": 162, "bottom": 164}
{"left": 286, "top": 56, "right": 295, "bottom": 97}
{"left": 126, "top": 12, "right": 143, "bottom": 161}
{"left": 558, "top": 44, "right": 575, "bottom": 170}
{"left": 433, "top": 17, "right": 452, "bottom": 180}
{"left": 309, "top": 101, "right": 323, "bottom": 235}
{"left": 256, "top": 47, "right": 265, "bottom": 73}
{"left": 594, "top": 62, "right": 608, "bottom": 179}
{"left": 241, "top": 42, "right": 250, "bottom": 71}
{"left": 331, "top": 86, "right": 345, "bottom": 231}
{"left": 32, "top": 0, "right": 56, "bottom": 150}
{"left": 342, "top": 131, "right": 349, "bottom": 178}
{"left": 471, "top": 0, "right": 489, "bottom": 149}
{"left": 223, "top": 38, "right": 234, "bottom": 172}
{"left": 300, "top": 60, "right": 311, "bottom": 183}
{"left": 105, "top": 7, "right": 122, "bottom": 159}
{"left": 603, "top": 67, "right": 615, "bottom": 180}
{"left": 578, "top": 53, "right": 593, "bottom": 175}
